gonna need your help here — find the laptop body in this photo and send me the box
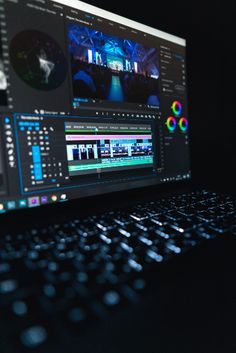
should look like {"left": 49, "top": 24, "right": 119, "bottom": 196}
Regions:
{"left": 0, "top": 0, "right": 191, "bottom": 217}
{"left": 0, "top": 0, "right": 235, "bottom": 351}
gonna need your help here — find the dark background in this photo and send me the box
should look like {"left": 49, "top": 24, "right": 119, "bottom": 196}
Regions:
{"left": 67, "top": 2, "right": 236, "bottom": 353}
{"left": 84, "top": 0, "right": 236, "bottom": 192}
{"left": 1, "top": 1, "right": 236, "bottom": 352}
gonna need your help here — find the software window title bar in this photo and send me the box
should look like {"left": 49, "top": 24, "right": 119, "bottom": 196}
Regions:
{"left": 52, "top": 0, "right": 186, "bottom": 46}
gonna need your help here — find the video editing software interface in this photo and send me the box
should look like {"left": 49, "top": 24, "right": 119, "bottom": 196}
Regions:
{"left": 0, "top": 0, "right": 191, "bottom": 214}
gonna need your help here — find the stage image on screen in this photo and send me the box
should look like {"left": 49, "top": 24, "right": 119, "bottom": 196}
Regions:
{"left": 68, "top": 23, "right": 160, "bottom": 107}
{"left": 0, "top": 34, "right": 8, "bottom": 106}
{"left": 65, "top": 122, "right": 154, "bottom": 176}
{"left": 9, "top": 30, "right": 68, "bottom": 91}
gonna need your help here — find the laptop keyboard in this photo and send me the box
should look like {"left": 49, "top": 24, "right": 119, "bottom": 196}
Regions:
{"left": 0, "top": 190, "right": 235, "bottom": 351}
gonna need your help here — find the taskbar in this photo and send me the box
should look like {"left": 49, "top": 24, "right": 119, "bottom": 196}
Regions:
{"left": 0, "top": 172, "right": 191, "bottom": 214}
{"left": 0, "top": 192, "right": 68, "bottom": 214}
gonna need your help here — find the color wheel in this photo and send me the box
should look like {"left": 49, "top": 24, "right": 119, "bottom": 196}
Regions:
{"left": 171, "top": 100, "right": 182, "bottom": 116}
{"left": 178, "top": 117, "right": 188, "bottom": 132}
{"left": 166, "top": 117, "right": 177, "bottom": 132}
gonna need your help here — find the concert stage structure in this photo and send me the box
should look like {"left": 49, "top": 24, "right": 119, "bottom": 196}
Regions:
{"left": 68, "top": 23, "right": 160, "bottom": 106}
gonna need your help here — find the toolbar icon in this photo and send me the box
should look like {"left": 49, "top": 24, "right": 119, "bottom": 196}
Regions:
{"left": 28, "top": 197, "right": 40, "bottom": 208}
{"left": 41, "top": 196, "right": 48, "bottom": 204}
{"left": 51, "top": 195, "right": 58, "bottom": 202}
{"left": 7, "top": 201, "right": 16, "bottom": 210}
{"left": 19, "top": 199, "right": 27, "bottom": 208}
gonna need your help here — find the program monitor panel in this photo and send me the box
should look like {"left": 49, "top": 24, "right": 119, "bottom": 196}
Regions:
{"left": 0, "top": 0, "right": 190, "bottom": 214}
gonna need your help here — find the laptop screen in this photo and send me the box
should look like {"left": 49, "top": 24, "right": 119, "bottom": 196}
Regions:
{"left": 0, "top": 0, "right": 191, "bottom": 214}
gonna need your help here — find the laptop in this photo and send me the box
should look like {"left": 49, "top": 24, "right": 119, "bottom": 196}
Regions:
{"left": 0, "top": 0, "right": 235, "bottom": 351}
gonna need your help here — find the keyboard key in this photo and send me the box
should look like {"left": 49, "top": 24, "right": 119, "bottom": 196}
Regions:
{"left": 120, "top": 285, "right": 140, "bottom": 303}
{"left": 103, "top": 290, "right": 120, "bottom": 306}
{"left": 150, "top": 215, "right": 168, "bottom": 226}
{"left": 20, "top": 325, "right": 47, "bottom": 348}
{"left": 129, "top": 213, "right": 148, "bottom": 221}
{"left": 197, "top": 211, "right": 215, "bottom": 222}
{"left": 0, "top": 263, "right": 10, "bottom": 274}
{"left": 146, "top": 249, "right": 163, "bottom": 262}
{"left": 166, "top": 210, "right": 184, "bottom": 221}
{"left": 171, "top": 219, "right": 194, "bottom": 232}
{"left": 12, "top": 300, "right": 28, "bottom": 316}
{"left": 132, "top": 278, "right": 146, "bottom": 291}
{"left": 166, "top": 242, "right": 181, "bottom": 254}
{"left": 0, "top": 279, "right": 18, "bottom": 294}
{"left": 68, "top": 307, "right": 87, "bottom": 323}
{"left": 196, "top": 226, "right": 219, "bottom": 239}
{"left": 128, "top": 259, "right": 143, "bottom": 272}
